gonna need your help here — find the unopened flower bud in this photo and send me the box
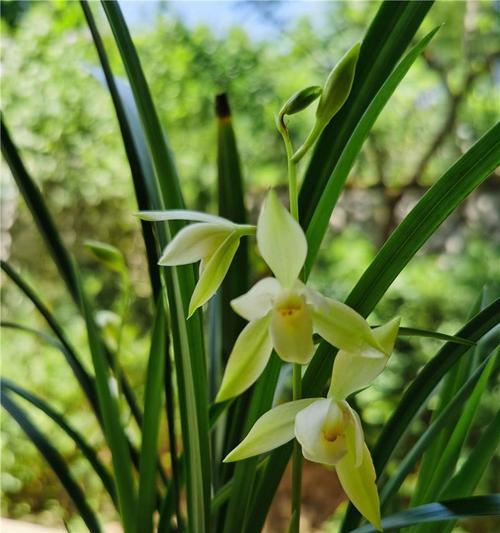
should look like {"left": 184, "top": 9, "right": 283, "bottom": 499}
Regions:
{"left": 316, "top": 41, "right": 361, "bottom": 125}
{"left": 292, "top": 42, "right": 361, "bottom": 162}
{"left": 279, "top": 86, "right": 322, "bottom": 119}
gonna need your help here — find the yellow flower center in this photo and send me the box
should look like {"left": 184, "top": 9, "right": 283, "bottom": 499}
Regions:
{"left": 273, "top": 291, "right": 305, "bottom": 318}
{"left": 321, "top": 401, "right": 346, "bottom": 443}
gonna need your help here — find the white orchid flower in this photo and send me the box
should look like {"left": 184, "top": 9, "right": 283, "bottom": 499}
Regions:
{"left": 223, "top": 317, "right": 399, "bottom": 530}
{"left": 137, "top": 209, "right": 255, "bottom": 316}
{"left": 215, "top": 189, "right": 397, "bottom": 402}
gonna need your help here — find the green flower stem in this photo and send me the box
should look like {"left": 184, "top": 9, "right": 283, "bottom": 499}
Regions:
{"left": 278, "top": 114, "right": 303, "bottom": 531}
{"left": 291, "top": 363, "right": 303, "bottom": 533}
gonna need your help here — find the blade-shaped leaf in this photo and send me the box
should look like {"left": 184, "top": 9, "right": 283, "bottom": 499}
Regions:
{"left": 350, "top": 495, "right": 500, "bottom": 533}
{"left": 80, "top": 0, "right": 161, "bottom": 297}
{"left": 1, "top": 262, "right": 98, "bottom": 416}
{"left": 76, "top": 270, "right": 137, "bottom": 533}
{"left": 1, "top": 378, "right": 116, "bottom": 506}
{"left": 411, "top": 287, "right": 497, "bottom": 506}
{"left": 136, "top": 302, "right": 167, "bottom": 533}
{"left": 1, "top": 118, "right": 79, "bottom": 304}
{"left": 100, "top": 3, "right": 211, "bottom": 529}
{"left": 379, "top": 349, "right": 497, "bottom": 507}
{"left": 414, "top": 408, "right": 500, "bottom": 533}
{"left": 1, "top": 391, "right": 102, "bottom": 533}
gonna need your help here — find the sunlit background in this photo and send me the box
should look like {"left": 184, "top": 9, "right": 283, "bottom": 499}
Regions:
{"left": 1, "top": 1, "right": 499, "bottom": 531}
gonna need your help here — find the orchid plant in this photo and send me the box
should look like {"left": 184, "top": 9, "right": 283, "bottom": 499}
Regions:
{"left": 138, "top": 42, "right": 399, "bottom": 530}
{"left": 3, "top": 2, "right": 499, "bottom": 533}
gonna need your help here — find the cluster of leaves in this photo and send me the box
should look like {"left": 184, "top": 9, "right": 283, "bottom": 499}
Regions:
{"left": 1, "top": 1, "right": 499, "bottom": 531}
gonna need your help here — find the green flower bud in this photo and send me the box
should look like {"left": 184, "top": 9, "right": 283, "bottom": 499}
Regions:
{"left": 279, "top": 85, "right": 322, "bottom": 119}
{"left": 292, "top": 42, "right": 361, "bottom": 162}
{"left": 316, "top": 41, "right": 361, "bottom": 125}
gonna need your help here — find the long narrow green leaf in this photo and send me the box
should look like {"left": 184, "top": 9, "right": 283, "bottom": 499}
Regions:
{"left": 397, "top": 326, "right": 475, "bottom": 346}
{"left": 1, "top": 261, "right": 143, "bottom": 437}
{"left": 214, "top": 93, "right": 251, "bottom": 493}
{"left": 339, "top": 299, "right": 500, "bottom": 532}
{"left": 299, "top": 1, "right": 433, "bottom": 227}
{"left": 1, "top": 118, "right": 144, "bottom": 430}
{"left": 427, "top": 411, "right": 500, "bottom": 533}
{"left": 225, "top": 356, "right": 282, "bottom": 533}
{"left": 1, "top": 392, "right": 102, "bottom": 532}
{"left": 76, "top": 269, "right": 136, "bottom": 533}
{"left": 216, "top": 92, "right": 248, "bottom": 360}
{"left": 100, "top": 3, "right": 211, "bottom": 529}
{"left": 1, "top": 118, "right": 79, "bottom": 304}
{"left": 1, "top": 262, "right": 99, "bottom": 416}
{"left": 414, "top": 346, "right": 499, "bottom": 508}
{"left": 136, "top": 302, "right": 167, "bottom": 533}
{"left": 80, "top": 0, "right": 161, "bottom": 297}
{"left": 1, "top": 378, "right": 116, "bottom": 506}
{"left": 350, "top": 495, "right": 500, "bottom": 533}
{"left": 304, "top": 25, "right": 441, "bottom": 274}
{"left": 379, "top": 349, "right": 497, "bottom": 507}
{"left": 411, "top": 287, "right": 496, "bottom": 506}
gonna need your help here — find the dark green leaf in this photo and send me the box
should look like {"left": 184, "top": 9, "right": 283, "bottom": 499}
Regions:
{"left": 100, "top": 3, "right": 211, "bottom": 529}
{"left": 350, "top": 495, "right": 500, "bottom": 533}
{"left": 136, "top": 302, "right": 167, "bottom": 533}
{"left": 1, "top": 118, "right": 79, "bottom": 304}
{"left": 1, "top": 378, "right": 116, "bottom": 506}
{"left": 380, "top": 349, "right": 497, "bottom": 507}
{"left": 1, "top": 392, "right": 102, "bottom": 533}
{"left": 76, "top": 269, "right": 137, "bottom": 533}
{"left": 80, "top": 0, "right": 161, "bottom": 297}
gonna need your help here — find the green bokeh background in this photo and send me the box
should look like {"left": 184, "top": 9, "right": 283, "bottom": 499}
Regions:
{"left": 1, "top": 1, "right": 499, "bottom": 530}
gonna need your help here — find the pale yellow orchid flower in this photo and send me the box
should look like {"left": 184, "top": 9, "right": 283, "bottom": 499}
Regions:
{"left": 215, "top": 190, "right": 396, "bottom": 402}
{"left": 223, "top": 317, "right": 400, "bottom": 530}
{"left": 137, "top": 209, "right": 255, "bottom": 316}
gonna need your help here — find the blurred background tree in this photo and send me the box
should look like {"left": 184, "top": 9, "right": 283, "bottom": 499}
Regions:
{"left": 1, "top": 0, "right": 498, "bottom": 530}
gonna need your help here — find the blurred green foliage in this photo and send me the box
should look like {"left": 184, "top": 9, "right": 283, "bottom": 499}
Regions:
{"left": 1, "top": 0, "right": 498, "bottom": 529}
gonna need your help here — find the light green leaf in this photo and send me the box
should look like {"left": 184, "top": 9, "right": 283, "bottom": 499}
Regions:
{"left": 225, "top": 399, "right": 320, "bottom": 462}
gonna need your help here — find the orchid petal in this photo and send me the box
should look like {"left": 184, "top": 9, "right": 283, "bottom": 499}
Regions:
{"left": 256, "top": 190, "right": 307, "bottom": 287}
{"left": 224, "top": 398, "right": 320, "bottom": 462}
{"left": 336, "top": 442, "right": 382, "bottom": 531}
{"left": 310, "top": 291, "right": 383, "bottom": 354}
{"left": 231, "top": 277, "right": 281, "bottom": 321}
{"left": 294, "top": 399, "right": 348, "bottom": 465}
{"left": 373, "top": 317, "right": 401, "bottom": 356}
{"left": 215, "top": 314, "right": 273, "bottom": 402}
{"left": 328, "top": 317, "right": 400, "bottom": 400}
{"left": 342, "top": 401, "right": 364, "bottom": 467}
{"left": 188, "top": 233, "right": 240, "bottom": 316}
{"left": 159, "top": 223, "right": 231, "bottom": 266}
{"left": 137, "top": 209, "right": 234, "bottom": 225}
{"left": 270, "top": 294, "right": 314, "bottom": 364}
